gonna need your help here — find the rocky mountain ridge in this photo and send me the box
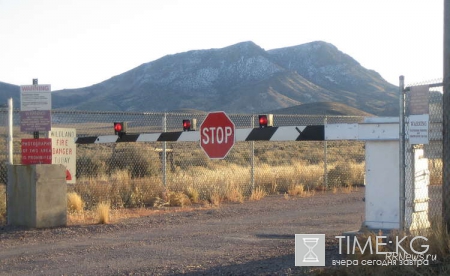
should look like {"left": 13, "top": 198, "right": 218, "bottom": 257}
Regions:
{"left": 1, "top": 41, "right": 399, "bottom": 116}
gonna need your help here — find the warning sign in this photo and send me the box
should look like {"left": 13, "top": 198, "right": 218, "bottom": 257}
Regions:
{"left": 408, "top": 85, "right": 430, "bottom": 145}
{"left": 21, "top": 138, "right": 52, "bottom": 164}
{"left": 409, "top": 114, "right": 429, "bottom": 145}
{"left": 48, "top": 128, "right": 76, "bottom": 183}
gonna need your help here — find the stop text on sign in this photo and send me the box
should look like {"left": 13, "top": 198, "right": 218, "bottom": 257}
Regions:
{"left": 201, "top": 126, "right": 233, "bottom": 144}
{"left": 200, "top": 111, "right": 235, "bottom": 159}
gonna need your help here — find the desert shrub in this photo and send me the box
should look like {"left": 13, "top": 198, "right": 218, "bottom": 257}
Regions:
{"left": 96, "top": 202, "right": 110, "bottom": 224}
{"left": 224, "top": 184, "right": 244, "bottom": 203}
{"left": 67, "top": 192, "right": 84, "bottom": 213}
{"left": 287, "top": 184, "right": 316, "bottom": 197}
{"left": 326, "top": 141, "right": 365, "bottom": 164}
{"left": 327, "top": 162, "right": 364, "bottom": 187}
{"left": 107, "top": 146, "right": 160, "bottom": 178}
{"left": 168, "top": 191, "right": 191, "bottom": 207}
{"left": 173, "top": 146, "right": 210, "bottom": 170}
{"left": 287, "top": 184, "right": 304, "bottom": 196}
{"left": 73, "top": 172, "right": 163, "bottom": 210}
{"left": 254, "top": 161, "right": 324, "bottom": 194}
{"left": 208, "top": 192, "right": 222, "bottom": 207}
{"left": 249, "top": 186, "right": 267, "bottom": 201}
{"left": 185, "top": 186, "right": 199, "bottom": 203}
{"left": 227, "top": 148, "right": 252, "bottom": 166}
{"left": 76, "top": 155, "right": 106, "bottom": 179}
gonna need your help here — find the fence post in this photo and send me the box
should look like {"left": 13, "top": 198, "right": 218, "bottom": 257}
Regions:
{"left": 443, "top": 0, "right": 450, "bottom": 229}
{"left": 251, "top": 115, "right": 255, "bottom": 191}
{"left": 162, "top": 113, "right": 167, "bottom": 187}
{"left": 323, "top": 116, "right": 328, "bottom": 189}
{"left": 7, "top": 98, "right": 13, "bottom": 165}
{"left": 399, "top": 75, "right": 406, "bottom": 231}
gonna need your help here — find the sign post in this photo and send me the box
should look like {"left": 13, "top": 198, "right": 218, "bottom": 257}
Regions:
{"left": 200, "top": 111, "right": 235, "bottom": 159}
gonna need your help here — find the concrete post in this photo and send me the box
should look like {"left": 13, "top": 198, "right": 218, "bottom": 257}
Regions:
{"left": 7, "top": 164, "right": 67, "bottom": 228}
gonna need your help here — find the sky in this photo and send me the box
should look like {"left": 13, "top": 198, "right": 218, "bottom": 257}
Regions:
{"left": 0, "top": 0, "right": 444, "bottom": 91}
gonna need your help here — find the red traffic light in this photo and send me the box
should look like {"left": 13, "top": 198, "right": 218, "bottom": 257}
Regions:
{"left": 183, "top": 120, "right": 191, "bottom": 131}
{"left": 182, "top": 119, "right": 197, "bottom": 131}
{"left": 259, "top": 115, "right": 268, "bottom": 126}
{"left": 114, "top": 123, "right": 122, "bottom": 132}
{"left": 114, "top": 122, "right": 127, "bottom": 136}
{"left": 258, "top": 114, "right": 273, "bottom": 128}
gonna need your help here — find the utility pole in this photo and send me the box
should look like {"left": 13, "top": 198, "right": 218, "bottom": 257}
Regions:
{"left": 443, "top": 0, "right": 450, "bottom": 229}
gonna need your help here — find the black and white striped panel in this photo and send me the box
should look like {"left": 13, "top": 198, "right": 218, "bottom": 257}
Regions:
{"left": 75, "top": 125, "right": 324, "bottom": 144}
{"left": 75, "top": 131, "right": 199, "bottom": 144}
{"left": 235, "top": 126, "right": 324, "bottom": 141}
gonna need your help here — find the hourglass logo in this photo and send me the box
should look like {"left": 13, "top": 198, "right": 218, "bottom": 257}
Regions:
{"left": 295, "top": 234, "right": 325, "bottom": 266}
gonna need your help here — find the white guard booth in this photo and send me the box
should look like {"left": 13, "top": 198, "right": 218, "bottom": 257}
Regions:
{"left": 325, "top": 117, "right": 430, "bottom": 232}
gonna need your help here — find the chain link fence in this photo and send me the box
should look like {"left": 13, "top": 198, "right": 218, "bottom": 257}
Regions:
{"left": 403, "top": 78, "right": 443, "bottom": 231}
{"left": 0, "top": 109, "right": 366, "bottom": 215}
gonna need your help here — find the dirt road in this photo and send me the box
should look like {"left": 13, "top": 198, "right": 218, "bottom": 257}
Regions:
{"left": 0, "top": 188, "right": 365, "bottom": 275}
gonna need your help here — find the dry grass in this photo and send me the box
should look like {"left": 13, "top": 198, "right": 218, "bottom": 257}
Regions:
{"left": 74, "top": 171, "right": 164, "bottom": 209}
{"left": 168, "top": 191, "right": 191, "bottom": 207}
{"left": 340, "top": 185, "right": 354, "bottom": 194}
{"left": 287, "top": 184, "right": 315, "bottom": 197}
{"left": 332, "top": 186, "right": 338, "bottom": 194}
{"left": 225, "top": 185, "right": 244, "bottom": 203}
{"left": 208, "top": 192, "right": 222, "bottom": 207}
{"left": 255, "top": 161, "right": 325, "bottom": 193}
{"left": 429, "top": 159, "right": 443, "bottom": 186}
{"left": 185, "top": 186, "right": 199, "bottom": 204}
{"left": 66, "top": 144, "right": 366, "bottom": 223}
{"left": 0, "top": 185, "right": 6, "bottom": 224}
{"left": 96, "top": 202, "right": 110, "bottom": 224}
{"left": 69, "top": 145, "right": 366, "bottom": 212}
{"left": 67, "top": 192, "right": 84, "bottom": 213}
{"left": 328, "top": 162, "right": 365, "bottom": 187}
{"left": 287, "top": 184, "right": 304, "bottom": 196}
{"left": 249, "top": 187, "right": 267, "bottom": 201}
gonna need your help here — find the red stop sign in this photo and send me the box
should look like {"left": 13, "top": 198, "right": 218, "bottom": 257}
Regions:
{"left": 200, "top": 111, "right": 235, "bottom": 159}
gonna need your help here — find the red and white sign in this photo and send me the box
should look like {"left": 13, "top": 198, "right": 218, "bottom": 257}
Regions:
{"left": 21, "top": 138, "right": 52, "bottom": 165}
{"left": 48, "top": 128, "right": 77, "bottom": 183}
{"left": 200, "top": 111, "right": 235, "bottom": 159}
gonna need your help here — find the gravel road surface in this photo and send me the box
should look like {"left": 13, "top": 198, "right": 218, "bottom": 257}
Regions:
{"left": 0, "top": 188, "right": 365, "bottom": 275}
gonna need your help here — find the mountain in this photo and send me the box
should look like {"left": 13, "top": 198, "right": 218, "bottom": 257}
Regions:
{"left": 267, "top": 42, "right": 398, "bottom": 115}
{"left": 0, "top": 81, "right": 20, "bottom": 107}
{"left": 1, "top": 41, "right": 399, "bottom": 116}
{"left": 270, "top": 102, "right": 373, "bottom": 116}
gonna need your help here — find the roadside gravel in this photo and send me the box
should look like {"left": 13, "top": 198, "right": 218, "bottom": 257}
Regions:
{"left": 0, "top": 188, "right": 365, "bottom": 275}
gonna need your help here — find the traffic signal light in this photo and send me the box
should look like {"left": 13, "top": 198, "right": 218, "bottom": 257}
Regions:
{"left": 183, "top": 120, "right": 191, "bottom": 131}
{"left": 114, "top": 122, "right": 127, "bottom": 137}
{"left": 182, "top": 119, "right": 197, "bottom": 131}
{"left": 258, "top": 114, "right": 273, "bottom": 128}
